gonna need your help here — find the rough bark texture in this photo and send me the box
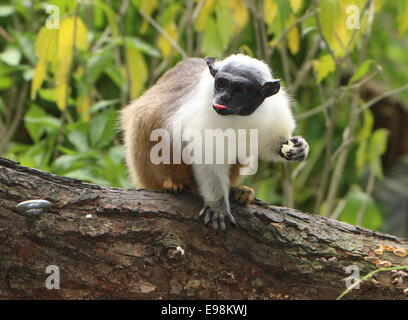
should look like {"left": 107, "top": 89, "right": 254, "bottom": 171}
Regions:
{"left": 0, "top": 157, "right": 407, "bottom": 300}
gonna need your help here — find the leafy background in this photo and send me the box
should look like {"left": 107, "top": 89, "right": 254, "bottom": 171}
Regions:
{"left": 1, "top": 0, "right": 408, "bottom": 235}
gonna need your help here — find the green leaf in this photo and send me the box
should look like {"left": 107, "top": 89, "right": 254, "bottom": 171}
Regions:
{"left": 338, "top": 185, "right": 382, "bottom": 230}
{"left": 254, "top": 177, "right": 280, "bottom": 204}
{"left": 67, "top": 130, "right": 89, "bottom": 153}
{"left": 349, "top": 59, "right": 374, "bottom": 84}
{"left": 108, "top": 145, "right": 126, "bottom": 165}
{"left": 368, "top": 128, "right": 389, "bottom": 178}
{"left": 317, "top": 0, "right": 340, "bottom": 52}
{"left": 0, "top": 47, "right": 22, "bottom": 66}
{"left": 64, "top": 168, "right": 109, "bottom": 185}
{"left": 55, "top": 16, "right": 88, "bottom": 110}
{"left": 0, "top": 62, "right": 14, "bottom": 76}
{"left": 54, "top": 152, "right": 98, "bottom": 171}
{"left": 104, "top": 65, "right": 124, "bottom": 88}
{"left": 90, "top": 112, "right": 107, "bottom": 148}
{"left": 92, "top": 3, "right": 105, "bottom": 29}
{"left": 35, "top": 27, "right": 58, "bottom": 62}
{"left": 0, "top": 76, "right": 12, "bottom": 90}
{"left": 398, "top": 0, "right": 408, "bottom": 36}
{"left": 0, "top": 96, "right": 4, "bottom": 113}
{"left": 57, "top": 146, "right": 77, "bottom": 155}
{"left": 89, "top": 99, "right": 121, "bottom": 113}
{"left": 54, "top": 154, "right": 81, "bottom": 171}
{"left": 31, "top": 57, "right": 47, "bottom": 99}
{"left": 355, "top": 109, "right": 374, "bottom": 175}
{"left": 131, "top": 0, "right": 143, "bottom": 8}
{"left": 90, "top": 108, "right": 117, "bottom": 148}
{"left": 98, "top": 109, "right": 117, "bottom": 147}
{"left": 95, "top": 0, "right": 119, "bottom": 37}
{"left": 38, "top": 88, "right": 56, "bottom": 102}
{"left": 267, "top": 0, "right": 291, "bottom": 36}
{"left": 24, "top": 104, "right": 46, "bottom": 142}
{"left": 126, "top": 45, "right": 148, "bottom": 98}
{"left": 86, "top": 52, "right": 114, "bottom": 83}
{"left": 195, "top": 0, "right": 215, "bottom": 31}
{"left": 277, "top": 0, "right": 291, "bottom": 25}
{"left": 0, "top": 5, "right": 15, "bottom": 17}
{"left": 49, "top": 0, "right": 77, "bottom": 15}
{"left": 38, "top": 88, "right": 75, "bottom": 105}
{"left": 358, "top": 109, "right": 374, "bottom": 141}
{"left": 157, "top": 22, "right": 178, "bottom": 58}
{"left": 312, "top": 54, "right": 336, "bottom": 83}
{"left": 216, "top": 1, "right": 235, "bottom": 50}
{"left": 202, "top": 17, "right": 224, "bottom": 57}
{"left": 290, "top": 0, "right": 303, "bottom": 13}
{"left": 13, "top": 1, "right": 29, "bottom": 20}
{"left": 15, "top": 140, "right": 50, "bottom": 168}
{"left": 23, "top": 68, "right": 35, "bottom": 81}
{"left": 355, "top": 140, "right": 367, "bottom": 175}
{"left": 126, "top": 37, "right": 161, "bottom": 58}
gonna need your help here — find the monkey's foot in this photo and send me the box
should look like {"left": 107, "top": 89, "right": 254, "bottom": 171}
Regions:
{"left": 163, "top": 178, "right": 184, "bottom": 193}
{"left": 198, "top": 199, "right": 236, "bottom": 231}
{"left": 230, "top": 185, "right": 255, "bottom": 206}
{"left": 280, "top": 136, "right": 309, "bottom": 161}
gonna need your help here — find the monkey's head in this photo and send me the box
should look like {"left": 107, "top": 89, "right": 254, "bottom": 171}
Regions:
{"left": 205, "top": 56, "right": 280, "bottom": 116}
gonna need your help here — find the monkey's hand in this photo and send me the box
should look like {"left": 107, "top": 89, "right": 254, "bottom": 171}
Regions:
{"left": 198, "top": 199, "right": 236, "bottom": 231}
{"left": 279, "top": 136, "right": 309, "bottom": 161}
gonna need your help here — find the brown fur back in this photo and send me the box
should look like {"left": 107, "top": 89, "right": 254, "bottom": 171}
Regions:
{"left": 120, "top": 58, "right": 207, "bottom": 192}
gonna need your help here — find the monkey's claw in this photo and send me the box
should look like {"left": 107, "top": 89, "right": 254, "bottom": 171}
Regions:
{"left": 280, "top": 136, "right": 309, "bottom": 161}
{"left": 198, "top": 200, "right": 236, "bottom": 231}
{"left": 163, "top": 178, "right": 184, "bottom": 193}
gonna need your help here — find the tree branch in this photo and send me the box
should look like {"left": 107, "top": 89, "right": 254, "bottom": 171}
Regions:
{"left": 0, "top": 158, "right": 407, "bottom": 300}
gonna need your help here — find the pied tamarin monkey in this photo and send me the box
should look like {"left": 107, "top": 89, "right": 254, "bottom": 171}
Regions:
{"left": 120, "top": 54, "right": 309, "bottom": 231}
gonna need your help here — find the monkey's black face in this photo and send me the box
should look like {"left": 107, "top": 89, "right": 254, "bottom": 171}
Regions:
{"left": 212, "top": 73, "right": 264, "bottom": 115}
{"left": 205, "top": 57, "right": 280, "bottom": 116}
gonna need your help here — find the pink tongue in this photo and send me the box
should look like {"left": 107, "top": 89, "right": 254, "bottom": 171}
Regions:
{"left": 214, "top": 104, "right": 227, "bottom": 110}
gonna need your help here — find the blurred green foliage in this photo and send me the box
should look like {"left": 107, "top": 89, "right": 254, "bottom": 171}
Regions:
{"left": 0, "top": 0, "right": 407, "bottom": 230}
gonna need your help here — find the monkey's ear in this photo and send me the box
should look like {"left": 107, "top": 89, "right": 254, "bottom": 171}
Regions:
{"left": 204, "top": 56, "right": 218, "bottom": 77}
{"left": 262, "top": 80, "right": 280, "bottom": 97}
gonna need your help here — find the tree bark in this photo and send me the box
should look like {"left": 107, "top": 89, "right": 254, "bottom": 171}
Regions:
{"left": 0, "top": 157, "right": 407, "bottom": 300}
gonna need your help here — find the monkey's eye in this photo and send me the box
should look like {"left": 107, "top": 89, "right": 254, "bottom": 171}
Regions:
{"left": 234, "top": 84, "right": 247, "bottom": 94}
{"left": 215, "top": 78, "right": 227, "bottom": 89}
